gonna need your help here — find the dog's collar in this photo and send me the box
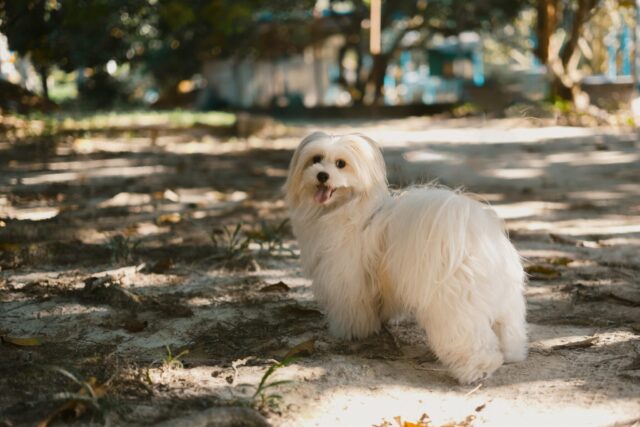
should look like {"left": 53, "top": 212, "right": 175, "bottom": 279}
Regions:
{"left": 363, "top": 205, "right": 384, "bottom": 230}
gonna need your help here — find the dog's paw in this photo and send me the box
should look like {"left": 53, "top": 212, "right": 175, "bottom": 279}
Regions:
{"left": 328, "top": 317, "right": 380, "bottom": 340}
{"left": 503, "top": 344, "right": 528, "bottom": 364}
{"left": 450, "top": 351, "right": 504, "bottom": 385}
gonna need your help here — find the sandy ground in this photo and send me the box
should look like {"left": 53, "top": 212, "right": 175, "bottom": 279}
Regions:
{"left": 1, "top": 116, "right": 639, "bottom": 427}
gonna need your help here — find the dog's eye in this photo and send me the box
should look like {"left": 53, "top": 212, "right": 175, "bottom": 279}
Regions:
{"left": 336, "top": 159, "right": 346, "bottom": 169}
{"left": 312, "top": 155, "right": 323, "bottom": 164}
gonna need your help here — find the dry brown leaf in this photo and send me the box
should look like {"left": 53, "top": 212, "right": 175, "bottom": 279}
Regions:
{"left": 145, "top": 257, "right": 174, "bottom": 273}
{"left": 156, "top": 213, "right": 181, "bottom": 225}
{"left": 525, "top": 264, "right": 560, "bottom": 278}
{"left": 1, "top": 335, "right": 42, "bottom": 346}
{"left": 260, "top": 281, "right": 290, "bottom": 293}
{"left": 441, "top": 414, "right": 476, "bottom": 427}
{"left": 122, "top": 318, "right": 148, "bottom": 333}
{"left": 549, "top": 257, "right": 574, "bottom": 266}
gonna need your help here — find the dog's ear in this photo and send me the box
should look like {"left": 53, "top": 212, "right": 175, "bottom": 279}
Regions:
{"left": 349, "top": 133, "right": 388, "bottom": 189}
{"left": 283, "top": 131, "right": 329, "bottom": 204}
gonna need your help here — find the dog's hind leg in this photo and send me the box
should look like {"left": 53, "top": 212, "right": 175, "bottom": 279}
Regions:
{"left": 493, "top": 295, "right": 528, "bottom": 363}
{"left": 417, "top": 300, "right": 504, "bottom": 384}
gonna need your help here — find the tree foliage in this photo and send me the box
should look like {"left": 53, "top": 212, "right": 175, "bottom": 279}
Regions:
{"left": 0, "top": 0, "right": 316, "bottom": 102}
{"left": 0, "top": 0, "right": 533, "bottom": 106}
{"left": 0, "top": 0, "right": 146, "bottom": 99}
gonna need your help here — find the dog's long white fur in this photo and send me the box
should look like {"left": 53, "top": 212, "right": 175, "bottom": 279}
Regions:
{"left": 284, "top": 132, "right": 527, "bottom": 384}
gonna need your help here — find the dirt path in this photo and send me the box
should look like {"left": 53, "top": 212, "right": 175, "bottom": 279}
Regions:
{"left": 1, "top": 116, "right": 639, "bottom": 426}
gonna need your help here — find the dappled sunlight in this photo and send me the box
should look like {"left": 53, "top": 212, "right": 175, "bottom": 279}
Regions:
{"left": 16, "top": 164, "right": 170, "bottom": 186}
{"left": 486, "top": 167, "right": 545, "bottom": 180}
{"left": 566, "top": 190, "right": 631, "bottom": 201}
{"left": 510, "top": 216, "right": 640, "bottom": 236}
{"left": 282, "top": 381, "right": 619, "bottom": 427}
{"left": 403, "top": 149, "right": 458, "bottom": 163}
{"left": 10, "top": 156, "right": 140, "bottom": 172}
{"left": 98, "top": 192, "right": 152, "bottom": 208}
{"left": 30, "top": 303, "right": 110, "bottom": 319}
{"left": 2, "top": 206, "right": 60, "bottom": 221}
{"left": 518, "top": 248, "right": 588, "bottom": 260}
{"left": 1, "top": 115, "right": 639, "bottom": 427}
{"left": 598, "top": 236, "right": 640, "bottom": 247}
{"left": 492, "top": 201, "right": 568, "bottom": 220}
{"left": 160, "top": 135, "right": 301, "bottom": 155}
{"left": 546, "top": 150, "right": 640, "bottom": 166}
{"left": 73, "top": 137, "right": 156, "bottom": 154}
{"left": 363, "top": 125, "right": 604, "bottom": 147}
{"left": 59, "top": 111, "right": 235, "bottom": 130}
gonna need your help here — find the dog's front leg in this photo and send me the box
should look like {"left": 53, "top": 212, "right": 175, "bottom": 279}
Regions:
{"left": 313, "top": 269, "right": 381, "bottom": 340}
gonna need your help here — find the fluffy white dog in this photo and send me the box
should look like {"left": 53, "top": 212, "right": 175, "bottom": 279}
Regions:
{"left": 284, "top": 132, "right": 527, "bottom": 384}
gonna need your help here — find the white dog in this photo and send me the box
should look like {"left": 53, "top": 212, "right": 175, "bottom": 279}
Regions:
{"left": 284, "top": 132, "right": 527, "bottom": 384}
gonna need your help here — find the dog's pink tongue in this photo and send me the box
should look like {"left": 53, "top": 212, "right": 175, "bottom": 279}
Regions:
{"left": 314, "top": 187, "right": 331, "bottom": 204}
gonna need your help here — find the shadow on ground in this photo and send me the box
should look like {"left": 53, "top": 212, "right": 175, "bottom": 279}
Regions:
{"left": 1, "top": 117, "right": 639, "bottom": 426}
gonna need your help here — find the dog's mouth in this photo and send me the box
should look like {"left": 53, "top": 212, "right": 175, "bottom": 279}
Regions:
{"left": 314, "top": 184, "right": 336, "bottom": 204}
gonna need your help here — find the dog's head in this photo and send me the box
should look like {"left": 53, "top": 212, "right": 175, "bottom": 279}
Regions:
{"left": 284, "top": 132, "right": 388, "bottom": 209}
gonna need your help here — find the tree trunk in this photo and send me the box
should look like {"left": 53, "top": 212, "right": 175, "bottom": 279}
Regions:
{"left": 38, "top": 66, "right": 49, "bottom": 101}
{"left": 536, "top": 0, "right": 558, "bottom": 64}
{"left": 560, "top": 0, "right": 597, "bottom": 68}
{"left": 369, "top": 53, "right": 391, "bottom": 105}
{"left": 546, "top": 0, "right": 598, "bottom": 102}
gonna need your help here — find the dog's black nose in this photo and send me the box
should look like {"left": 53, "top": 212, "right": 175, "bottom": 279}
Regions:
{"left": 317, "top": 171, "right": 329, "bottom": 183}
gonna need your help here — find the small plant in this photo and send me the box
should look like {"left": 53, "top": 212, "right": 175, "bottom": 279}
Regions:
{"left": 106, "top": 235, "right": 140, "bottom": 264}
{"left": 39, "top": 366, "right": 110, "bottom": 427}
{"left": 210, "top": 223, "right": 252, "bottom": 259}
{"left": 162, "top": 345, "right": 189, "bottom": 369}
{"left": 247, "top": 219, "right": 290, "bottom": 254}
{"left": 240, "top": 357, "right": 294, "bottom": 413}
{"left": 551, "top": 97, "right": 573, "bottom": 114}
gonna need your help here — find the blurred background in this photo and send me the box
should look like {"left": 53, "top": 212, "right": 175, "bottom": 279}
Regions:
{"left": 1, "top": 0, "right": 639, "bottom": 119}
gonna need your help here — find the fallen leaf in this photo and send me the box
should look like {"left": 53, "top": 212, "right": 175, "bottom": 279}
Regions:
{"left": 122, "top": 318, "right": 148, "bottom": 333}
{"left": 441, "top": 414, "right": 476, "bottom": 427}
{"left": 284, "top": 338, "right": 316, "bottom": 359}
{"left": 417, "top": 413, "right": 434, "bottom": 427}
{"left": 525, "top": 264, "right": 560, "bottom": 279}
{"left": 144, "top": 257, "right": 174, "bottom": 273}
{"left": 549, "top": 257, "right": 574, "bottom": 266}
{"left": 156, "top": 213, "right": 181, "bottom": 225}
{"left": 279, "top": 305, "right": 322, "bottom": 318}
{"left": 475, "top": 403, "right": 486, "bottom": 412}
{"left": 260, "top": 281, "right": 290, "bottom": 293}
{"left": 1, "top": 335, "right": 41, "bottom": 346}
